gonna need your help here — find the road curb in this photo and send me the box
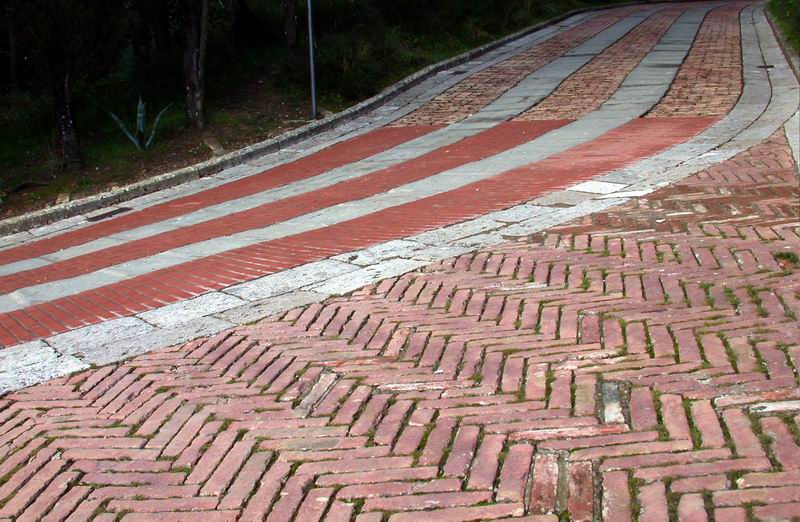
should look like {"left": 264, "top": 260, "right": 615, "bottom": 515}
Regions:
{"left": 0, "top": 1, "right": 648, "bottom": 237}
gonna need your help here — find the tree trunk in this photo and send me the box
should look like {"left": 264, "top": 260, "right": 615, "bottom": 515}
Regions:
{"left": 52, "top": 73, "right": 82, "bottom": 172}
{"left": 182, "top": 0, "right": 209, "bottom": 129}
{"left": 283, "top": 0, "right": 298, "bottom": 48}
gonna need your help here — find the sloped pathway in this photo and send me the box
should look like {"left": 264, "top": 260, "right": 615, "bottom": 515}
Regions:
{"left": 0, "top": 1, "right": 799, "bottom": 520}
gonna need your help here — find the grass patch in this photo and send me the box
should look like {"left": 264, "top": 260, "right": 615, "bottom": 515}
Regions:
{"left": 774, "top": 250, "right": 800, "bottom": 268}
{"left": 769, "top": 0, "right": 800, "bottom": 54}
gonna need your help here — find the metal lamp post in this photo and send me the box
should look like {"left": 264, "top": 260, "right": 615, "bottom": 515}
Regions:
{"left": 307, "top": 0, "right": 318, "bottom": 120}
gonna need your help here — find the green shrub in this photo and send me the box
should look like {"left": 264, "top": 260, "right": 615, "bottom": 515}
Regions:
{"left": 769, "top": 0, "right": 800, "bottom": 54}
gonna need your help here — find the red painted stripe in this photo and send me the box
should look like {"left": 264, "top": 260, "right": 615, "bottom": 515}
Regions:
{"left": 0, "top": 121, "right": 568, "bottom": 294}
{"left": 0, "top": 125, "right": 440, "bottom": 267}
{"left": 0, "top": 117, "right": 716, "bottom": 347}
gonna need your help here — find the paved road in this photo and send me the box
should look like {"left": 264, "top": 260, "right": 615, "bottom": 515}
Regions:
{"left": 0, "top": 1, "right": 799, "bottom": 520}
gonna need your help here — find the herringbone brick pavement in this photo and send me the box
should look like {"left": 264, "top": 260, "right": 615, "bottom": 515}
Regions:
{"left": 0, "top": 130, "right": 797, "bottom": 520}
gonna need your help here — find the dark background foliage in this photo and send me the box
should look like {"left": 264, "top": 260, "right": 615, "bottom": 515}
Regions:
{"left": 0, "top": 0, "right": 795, "bottom": 215}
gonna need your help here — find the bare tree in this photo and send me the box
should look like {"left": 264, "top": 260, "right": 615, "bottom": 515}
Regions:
{"left": 41, "top": 1, "right": 84, "bottom": 171}
{"left": 178, "top": 0, "right": 210, "bottom": 129}
{"left": 10, "top": 1, "right": 124, "bottom": 172}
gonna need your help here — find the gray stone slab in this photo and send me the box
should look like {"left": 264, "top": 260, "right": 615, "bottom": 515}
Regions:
{"left": 532, "top": 190, "right": 595, "bottom": 206}
{"left": 602, "top": 382, "right": 626, "bottom": 424}
{"left": 224, "top": 259, "right": 357, "bottom": 301}
{"left": 308, "top": 258, "right": 428, "bottom": 295}
{"left": 76, "top": 317, "right": 234, "bottom": 366}
{"left": 48, "top": 317, "right": 157, "bottom": 358}
{"left": 332, "top": 239, "right": 427, "bottom": 266}
{"left": 569, "top": 180, "right": 626, "bottom": 194}
{"left": 0, "top": 342, "right": 88, "bottom": 394}
{"left": 405, "top": 244, "right": 476, "bottom": 262}
{"left": 215, "top": 290, "right": 330, "bottom": 325}
{"left": 413, "top": 216, "right": 507, "bottom": 245}
{"left": 333, "top": 239, "right": 473, "bottom": 266}
{"left": 786, "top": 112, "right": 800, "bottom": 169}
{"left": 501, "top": 198, "right": 628, "bottom": 237}
{"left": 486, "top": 204, "right": 552, "bottom": 223}
{"left": 137, "top": 292, "right": 246, "bottom": 327}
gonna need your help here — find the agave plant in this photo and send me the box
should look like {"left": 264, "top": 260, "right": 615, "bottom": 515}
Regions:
{"left": 107, "top": 97, "right": 172, "bottom": 150}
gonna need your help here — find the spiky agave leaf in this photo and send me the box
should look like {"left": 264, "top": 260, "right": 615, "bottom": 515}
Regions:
{"left": 136, "top": 97, "right": 146, "bottom": 135}
{"left": 146, "top": 103, "right": 173, "bottom": 149}
{"left": 106, "top": 110, "right": 143, "bottom": 151}
{"left": 134, "top": 97, "right": 147, "bottom": 148}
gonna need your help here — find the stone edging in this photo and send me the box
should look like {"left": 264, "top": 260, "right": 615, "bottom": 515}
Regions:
{"left": 0, "top": 1, "right": 657, "bottom": 237}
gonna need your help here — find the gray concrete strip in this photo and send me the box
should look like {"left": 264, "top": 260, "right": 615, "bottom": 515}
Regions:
{"left": 0, "top": 6, "right": 705, "bottom": 313}
{"left": 0, "top": 10, "right": 654, "bottom": 276}
{"left": 0, "top": 342, "right": 88, "bottom": 394}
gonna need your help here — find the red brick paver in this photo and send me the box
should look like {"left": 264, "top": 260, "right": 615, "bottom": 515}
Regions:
{"left": 0, "top": 124, "right": 797, "bottom": 520}
{"left": 647, "top": 3, "right": 744, "bottom": 117}
{"left": 0, "top": 126, "right": 439, "bottom": 267}
{"left": 517, "top": 9, "right": 681, "bottom": 120}
{"left": 393, "top": 8, "right": 642, "bottom": 126}
{"left": 0, "top": 116, "right": 714, "bottom": 346}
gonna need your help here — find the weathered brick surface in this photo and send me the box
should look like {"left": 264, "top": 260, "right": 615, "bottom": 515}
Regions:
{"left": 0, "top": 123, "right": 796, "bottom": 519}
{"left": 0, "top": 0, "right": 795, "bottom": 518}
{"left": 647, "top": 3, "right": 744, "bottom": 117}
{"left": 393, "top": 8, "right": 641, "bottom": 126}
{"left": 516, "top": 9, "right": 682, "bottom": 120}
{"left": 0, "top": 1, "right": 753, "bottom": 349}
